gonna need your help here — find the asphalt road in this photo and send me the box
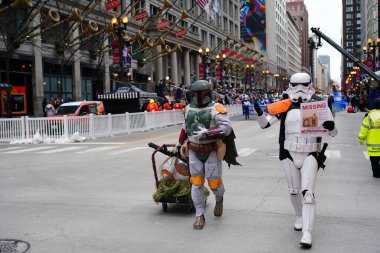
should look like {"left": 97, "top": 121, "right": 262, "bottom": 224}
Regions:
{"left": 0, "top": 111, "right": 379, "bottom": 253}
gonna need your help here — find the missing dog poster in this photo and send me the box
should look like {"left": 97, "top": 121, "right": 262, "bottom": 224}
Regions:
{"left": 300, "top": 100, "right": 331, "bottom": 137}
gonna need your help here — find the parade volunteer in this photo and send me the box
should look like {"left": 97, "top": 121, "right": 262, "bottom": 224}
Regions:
{"left": 358, "top": 97, "right": 380, "bottom": 178}
{"left": 253, "top": 73, "right": 338, "bottom": 248}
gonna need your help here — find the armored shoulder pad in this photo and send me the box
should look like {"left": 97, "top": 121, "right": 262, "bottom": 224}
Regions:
{"left": 214, "top": 103, "right": 228, "bottom": 114}
{"left": 267, "top": 99, "right": 292, "bottom": 115}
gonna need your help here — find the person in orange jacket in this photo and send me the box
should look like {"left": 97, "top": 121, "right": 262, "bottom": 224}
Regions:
{"left": 147, "top": 99, "right": 159, "bottom": 112}
{"left": 173, "top": 99, "right": 183, "bottom": 110}
{"left": 163, "top": 99, "right": 172, "bottom": 110}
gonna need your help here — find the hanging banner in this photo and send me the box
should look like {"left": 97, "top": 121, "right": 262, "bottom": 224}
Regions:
{"left": 105, "top": 0, "right": 120, "bottom": 10}
{"left": 134, "top": 10, "right": 149, "bottom": 22}
{"left": 199, "top": 63, "right": 204, "bottom": 79}
{"left": 157, "top": 19, "right": 170, "bottom": 31}
{"left": 205, "top": 63, "right": 211, "bottom": 80}
{"left": 175, "top": 28, "right": 187, "bottom": 39}
{"left": 216, "top": 66, "right": 221, "bottom": 81}
{"left": 240, "top": 0, "right": 267, "bottom": 52}
{"left": 122, "top": 41, "right": 132, "bottom": 68}
{"left": 112, "top": 40, "right": 120, "bottom": 65}
{"left": 221, "top": 48, "right": 230, "bottom": 54}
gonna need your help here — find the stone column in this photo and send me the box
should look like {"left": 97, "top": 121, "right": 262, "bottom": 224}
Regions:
{"left": 184, "top": 49, "right": 190, "bottom": 86}
{"left": 162, "top": 54, "right": 168, "bottom": 78}
{"left": 155, "top": 45, "right": 163, "bottom": 81}
{"left": 103, "top": 38, "right": 111, "bottom": 93}
{"left": 177, "top": 52, "right": 182, "bottom": 85}
{"left": 32, "top": 13, "right": 44, "bottom": 116}
{"left": 195, "top": 53, "right": 201, "bottom": 80}
{"left": 170, "top": 51, "right": 178, "bottom": 85}
{"left": 73, "top": 28, "right": 81, "bottom": 101}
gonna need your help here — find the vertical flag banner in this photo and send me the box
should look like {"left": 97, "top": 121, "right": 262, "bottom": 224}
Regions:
{"left": 199, "top": 63, "right": 205, "bottom": 79}
{"left": 240, "top": 0, "right": 267, "bottom": 52}
{"left": 123, "top": 41, "right": 132, "bottom": 68}
{"left": 112, "top": 40, "right": 120, "bottom": 65}
{"left": 196, "top": 0, "right": 222, "bottom": 20}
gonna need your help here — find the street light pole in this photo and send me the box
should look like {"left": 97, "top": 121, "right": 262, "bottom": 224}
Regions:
{"left": 262, "top": 70, "right": 269, "bottom": 93}
{"left": 112, "top": 16, "right": 129, "bottom": 84}
{"left": 198, "top": 47, "right": 210, "bottom": 80}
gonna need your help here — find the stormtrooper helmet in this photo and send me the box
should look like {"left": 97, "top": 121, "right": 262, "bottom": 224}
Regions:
{"left": 286, "top": 73, "right": 315, "bottom": 102}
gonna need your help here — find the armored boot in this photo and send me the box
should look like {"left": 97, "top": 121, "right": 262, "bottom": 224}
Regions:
{"left": 290, "top": 194, "right": 303, "bottom": 231}
{"left": 193, "top": 215, "right": 205, "bottom": 230}
{"left": 214, "top": 198, "right": 223, "bottom": 217}
{"left": 300, "top": 191, "right": 316, "bottom": 248}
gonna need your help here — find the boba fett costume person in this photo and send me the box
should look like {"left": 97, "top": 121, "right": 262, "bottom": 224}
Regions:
{"left": 176, "top": 80, "right": 239, "bottom": 230}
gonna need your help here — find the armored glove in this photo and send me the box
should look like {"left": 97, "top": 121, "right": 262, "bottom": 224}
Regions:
{"left": 322, "top": 121, "right": 335, "bottom": 131}
{"left": 193, "top": 126, "right": 208, "bottom": 140}
{"left": 251, "top": 97, "right": 263, "bottom": 116}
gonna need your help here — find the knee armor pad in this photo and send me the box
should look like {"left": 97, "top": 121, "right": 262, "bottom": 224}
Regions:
{"left": 302, "top": 190, "right": 315, "bottom": 204}
{"left": 190, "top": 176, "right": 204, "bottom": 186}
{"left": 208, "top": 178, "right": 223, "bottom": 190}
{"left": 289, "top": 189, "right": 301, "bottom": 195}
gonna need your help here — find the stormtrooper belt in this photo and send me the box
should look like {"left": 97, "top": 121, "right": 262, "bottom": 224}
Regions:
{"left": 188, "top": 142, "right": 216, "bottom": 154}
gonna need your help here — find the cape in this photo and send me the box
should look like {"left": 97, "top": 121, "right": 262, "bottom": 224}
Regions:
{"left": 223, "top": 129, "right": 241, "bottom": 168}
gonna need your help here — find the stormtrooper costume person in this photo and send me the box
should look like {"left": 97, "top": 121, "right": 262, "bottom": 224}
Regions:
{"left": 176, "top": 80, "right": 232, "bottom": 230}
{"left": 253, "top": 73, "right": 338, "bottom": 248}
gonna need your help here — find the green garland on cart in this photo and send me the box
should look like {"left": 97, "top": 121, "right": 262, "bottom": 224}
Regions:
{"left": 153, "top": 180, "right": 210, "bottom": 203}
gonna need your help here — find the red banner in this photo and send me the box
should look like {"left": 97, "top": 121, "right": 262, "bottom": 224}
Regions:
{"left": 134, "top": 11, "right": 148, "bottom": 21}
{"left": 216, "top": 66, "right": 221, "bottom": 81}
{"left": 199, "top": 63, "right": 204, "bottom": 79}
{"left": 157, "top": 19, "right": 170, "bottom": 31}
{"left": 112, "top": 40, "right": 120, "bottom": 65}
{"left": 221, "top": 48, "right": 230, "bottom": 54}
{"left": 175, "top": 28, "right": 187, "bottom": 39}
{"left": 105, "top": 0, "right": 120, "bottom": 10}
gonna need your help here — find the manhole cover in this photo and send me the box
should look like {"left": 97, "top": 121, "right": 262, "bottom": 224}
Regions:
{"left": 0, "top": 240, "right": 30, "bottom": 253}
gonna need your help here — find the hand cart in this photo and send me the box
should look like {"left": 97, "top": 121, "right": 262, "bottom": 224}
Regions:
{"left": 148, "top": 142, "right": 194, "bottom": 213}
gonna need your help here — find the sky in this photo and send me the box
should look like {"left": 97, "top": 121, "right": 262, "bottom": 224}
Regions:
{"left": 304, "top": 0, "right": 343, "bottom": 84}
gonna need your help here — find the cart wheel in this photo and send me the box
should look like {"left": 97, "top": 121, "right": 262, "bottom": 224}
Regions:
{"left": 162, "top": 203, "right": 168, "bottom": 212}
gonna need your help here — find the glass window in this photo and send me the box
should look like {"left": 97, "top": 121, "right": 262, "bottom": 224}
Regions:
{"left": 65, "top": 77, "right": 72, "bottom": 93}
{"left": 50, "top": 77, "right": 57, "bottom": 92}
{"left": 43, "top": 77, "right": 50, "bottom": 92}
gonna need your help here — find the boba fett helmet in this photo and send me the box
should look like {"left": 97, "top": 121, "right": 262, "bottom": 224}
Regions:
{"left": 191, "top": 80, "right": 212, "bottom": 107}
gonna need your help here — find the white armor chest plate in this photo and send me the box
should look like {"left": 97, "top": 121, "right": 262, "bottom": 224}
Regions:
{"left": 284, "top": 109, "right": 319, "bottom": 152}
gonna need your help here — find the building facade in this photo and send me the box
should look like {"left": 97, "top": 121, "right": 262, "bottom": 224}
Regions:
{"left": 0, "top": 0, "right": 240, "bottom": 116}
{"left": 286, "top": 0, "right": 309, "bottom": 73}
{"left": 342, "top": 0, "right": 362, "bottom": 90}
{"left": 264, "top": 0, "right": 288, "bottom": 91}
{"left": 286, "top": 11, "right": 302, "bottom": 76}
{"left": 361, "top": 0, "right": 378, "bottom": 60}
{"left": 318, "top": 55, "right": 331, "bottom": 83}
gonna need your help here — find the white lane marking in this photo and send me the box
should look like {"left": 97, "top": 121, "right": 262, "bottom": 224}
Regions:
{"left": 109, "top": 147, "right": 149, "bottom": 155}
{"left": 269, "top": 134, "right": 276, "bottom": 138}
{"left": 37, "top": 146, "right": 85, "bottom": 154}
{"left": 75, "top": 146, "right": 117, "bottom": 154}
{"left": 3, "top": 146, "right": 53, "bottom": 154}
{"left": 238, "top": 148, "right": 258, "bottom": 157}
{"left": 0, "top": 147, "right": 24, "bottom": 152}
{"left": 70, "top": 142, "right": 126, "bottom": 145}
{"left": 363, "top": 151, "right": 369, "bottom": 160}
{"left": 326, "top": 150, "right": 341, "bottom": 159}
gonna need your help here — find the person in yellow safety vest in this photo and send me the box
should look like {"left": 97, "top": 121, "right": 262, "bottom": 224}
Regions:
{"left": 358, "top": 97, "right": 380, "bottom": 178}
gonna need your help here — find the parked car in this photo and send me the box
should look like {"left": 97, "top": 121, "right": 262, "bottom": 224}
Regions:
{"left": 52, "top": 101, "right": 105, "bottom": 117}
{"left": 46, "top": 101, "right": 105, "bottom": 134}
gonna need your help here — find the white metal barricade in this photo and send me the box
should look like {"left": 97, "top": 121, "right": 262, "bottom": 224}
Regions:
{"left": 0, "top": 104, "right": 243, "bottom": 143}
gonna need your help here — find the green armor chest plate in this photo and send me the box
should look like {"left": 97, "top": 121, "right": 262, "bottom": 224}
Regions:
{"left": 185, "top": 107, "right": 212, "bottom": 136}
